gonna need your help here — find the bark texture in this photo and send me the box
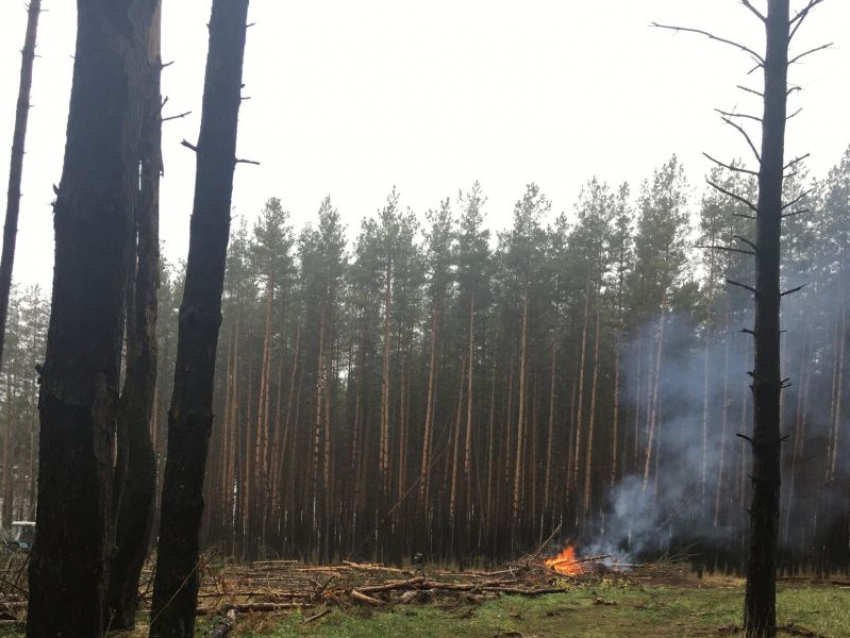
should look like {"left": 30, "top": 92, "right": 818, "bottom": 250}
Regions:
{"left": 149, "top": 0, "right": 251, "bottom": 636}
{"left": 105, "top": 1, "right": 163, "bottom": 629}
{"left": 744, "top": 1, "right": 789, "bottom": 636}
{"left": 27, "top": 1, "right": 156, "bottom": 637}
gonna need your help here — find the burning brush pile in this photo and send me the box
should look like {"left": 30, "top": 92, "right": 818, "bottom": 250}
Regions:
{"left": 187, "top": 549, "right": 620, "bottom": 622}
{"left": 543, "top": 545, "right": 617, "bottom": 577}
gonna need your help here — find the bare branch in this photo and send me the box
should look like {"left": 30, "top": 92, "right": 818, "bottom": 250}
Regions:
{"left": 733, "top": 235, "right": 758, "bottom": 252}
{"left": 727, "top": 279, "right": 758, "bottom": 295}
{"left": 181, "top": 139, "right": 198, "bottom": 152}
{"left": 789, "top": 42, "right": 834, "bottom": 66}
{"left": 720, "top": 116, "right": 761, "bottom": 163}
{"left": 781, "top": 189, "right": 811, "bottom": 211}
{"left": 741, "top": 328, "right": 757, "bottom": 336}
{"left": 703, "top": 152, "right": 759, "bottom": 176}
{"left": 781, "top": 283, "right": 807, "bottom": 297}
{"left": 737, "top": 84, "right": 764, "bottom": 98}
{"left": 716, "top": 108, "right": 762, "bottom": 123}
{"left": 786, "top": 107, "right": 803, "bottom": 121}
{"left": 736, "top": 433, "right": 754, "bottom": 445}
{"left": 163, "top": 110, "right": 192, "bottom": 123}
{"left": 706, "top": 178, "right": 758, "bottom": 213}
{"left": 740, "top": 0, "right": 766, "bottom": 22}
{"left": 235, "top": 157, "right": 261, "bottom": 166}
{"left": 787, "top": 85, "right": 802, "bottom": 96}
{"left": 784, "top": 153, "right": 810, "bottom": 171}
{"left": 699, "top": 244, "right": 755, "bottom": 256}
{"left": 734, "top": 213, "right": 757, "bottom": 220}
{"left": 782, "top": 208, "right": 809, "bottom": 220}
{"left": 790, "top": 0, "right": 827, "bottom": 40}
{"left": 651, "top": 22, "right": 765, "bottom": 66}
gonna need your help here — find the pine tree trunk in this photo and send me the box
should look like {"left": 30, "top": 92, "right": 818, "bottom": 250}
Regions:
{"left": 379, "top": 261, "right": 392, "bottom": 504}
{"left": 149, "top": 0, "right": 250, "bottom": 635}
{"left": 26, "top": 2, "right": 156, "bottom": 636}
{"left": 1, "top": 380, "right": 14, "bottom": 529}
{"left": 571, "top": 287, "right": 591, "bottom": 500}
{"left": 714, "top": 333, "right": 731, "bottom": 527}
{"left": 643, "top": 297, "right": 667, "bottom": 490}
{"left": 254, "top": 276, "right": 273, "bottom": 554}
{"left": 610, "top": 332, "right": 621, "bottom": 488}
{"left": 543, "top": 342, "right": 556, "bottom": 518}
{"left": 744, "top": 4, "right": 789, "bottom": 634}
{"left": 0, "top": 0, "right": 41, "bottom": 376}
{"left": 582, "top": 297, "right": 602, "bottom": 523}
{"left": 827, "top": 306, "right": 845, "bottom": 482}
{"left": 418, "top": 305, "right": 439, "bottom": 511}
{"left": 105, "top": 3, "right": 162, "bottom": 626}
{"left": 512, "top": 285, "right": 530, "bottom": 523}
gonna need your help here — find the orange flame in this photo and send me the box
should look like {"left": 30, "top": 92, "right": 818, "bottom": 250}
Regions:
{"left": 545, "top": 545, "right": 584, "bottom": 576}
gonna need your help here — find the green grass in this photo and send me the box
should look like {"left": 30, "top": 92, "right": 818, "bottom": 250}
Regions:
{"left": 231, "top": 582, "right": 850, "bottom": 638}
{"left": 2, "top": 582, "right": 846, "bottom": 637}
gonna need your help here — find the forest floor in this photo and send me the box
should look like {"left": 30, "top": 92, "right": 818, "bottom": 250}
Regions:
{"left": 0, "top": 558, "right": 848, "bottom": 637}
{"left": 213, "top": 581, "right": 850, "bottom": 638}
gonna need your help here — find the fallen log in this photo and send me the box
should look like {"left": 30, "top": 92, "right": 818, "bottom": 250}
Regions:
{"left": 357, "top": 577, "right": 425, "bottom": 594}
{"left": 203, "top": 608, "right": 237, "bottom": 638}
{"left": 196, "top": 602, "right": 305, "bottom": 616}
{"left": 342, "top": 561, "right": 411, "bottom": 575}
{"left": 301, "top": 608, "right": 332, "bottom": 624}
{"left": 483, "top": 587, "right": 563, "bottom": 596}
{"left": 349, "top": 589, "right": 384, "bottom": 606}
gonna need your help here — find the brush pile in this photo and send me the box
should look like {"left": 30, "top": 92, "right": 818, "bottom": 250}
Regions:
{"left": 191, "top": 555, "right": 618, "bottom": 619}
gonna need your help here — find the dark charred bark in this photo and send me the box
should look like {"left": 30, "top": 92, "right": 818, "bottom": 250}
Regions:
{"left": 26, "top": 1, "right": 156, "bottom": 637}
{"left": 149, "top": 1, "right": 251, "bottom": 636}
{"left": 105, "top": 2, "right": 163, "bottom": 629}
{"left": 744, "top": 2, "right": 789, "bottom": 636}
{"left": 0, "top": 0, "right": 41, "bottom": 375}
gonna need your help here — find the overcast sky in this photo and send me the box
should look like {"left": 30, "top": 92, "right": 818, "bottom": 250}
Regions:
{"left": 0, "top": 0, "right": 847, "bottom": 289}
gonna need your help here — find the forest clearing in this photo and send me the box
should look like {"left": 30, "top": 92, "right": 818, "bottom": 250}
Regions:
{"left": 0, "top": 0, "right": 848, "bottom": 637}
{"left": 2, "top": 554, "right": 849, "bottom": 637}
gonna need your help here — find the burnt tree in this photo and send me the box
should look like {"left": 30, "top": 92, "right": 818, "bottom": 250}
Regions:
{"left": 149, "top": 0, "right": 251, "bottom": 636}
{"left": 0, "top": 0, "right": 42, "bottom": 410}
{"left": 656, "top": 1, "right": 831, "bottom": 635}
{"left": 105, "top": 0, "right": 163, "bottom": 629}
{"left": 26, "top": 1, "right": 158, "bottom": 637}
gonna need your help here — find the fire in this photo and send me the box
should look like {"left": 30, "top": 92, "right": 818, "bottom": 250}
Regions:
{"left": 545, "top": 545, "right": 584, "bottom": 576}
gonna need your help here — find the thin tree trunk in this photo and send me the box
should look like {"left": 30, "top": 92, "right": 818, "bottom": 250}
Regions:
{"left": 0, "top": 0, "right": 42, "bottom": 376}
{"left": 2, "top": 379, "right": 14, "bottom": 528}
{"left": 418, "top": 305, "right": 439, "bottom": 510}
{"left": 543, "top": 342, "right": 556, "bottom": 516}
{"left": 643, "top": 297, "right": 667, "bottom": 491}
{"left": 149, "top": 1, "right": 250, "bottom": 635}
{"left": 571, "top": 287, "right": 591, "bottom": 499}
{"left": 512, "top": 285, "right": 530, "bottom": 520}
{"left": 379, "top": 261, "right": 392, "bottom": 502}
{"left": 827, "top": 306, "right": 845, "bottom": 482}
{"left": 611, "top": 332, "right": 621, "bottom": 488}
{"left": 582, "top": 297, "right": 602, "bottom": 522}
{"left": 105, "top": 3, "right": 162, "bottom": 626}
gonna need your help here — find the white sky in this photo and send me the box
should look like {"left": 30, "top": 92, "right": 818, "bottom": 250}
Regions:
{"left": 0, "top": 0, "right": 848, "bottom": 289}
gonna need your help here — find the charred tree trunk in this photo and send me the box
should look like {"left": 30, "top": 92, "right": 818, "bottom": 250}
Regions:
{"left": 0, "top": 0, "right": 41, "bottom": 375}
{"left": 744, "top": 2, "right": 789, "bottom": 635}
{"left": 26, "top": 1, "right": 156, "bottom": 636}
{"left": 149, "top": 1, "right": 250, "bottom": 636}
{"left": 105, "top": 2, "right": 162, "bottom": 628}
